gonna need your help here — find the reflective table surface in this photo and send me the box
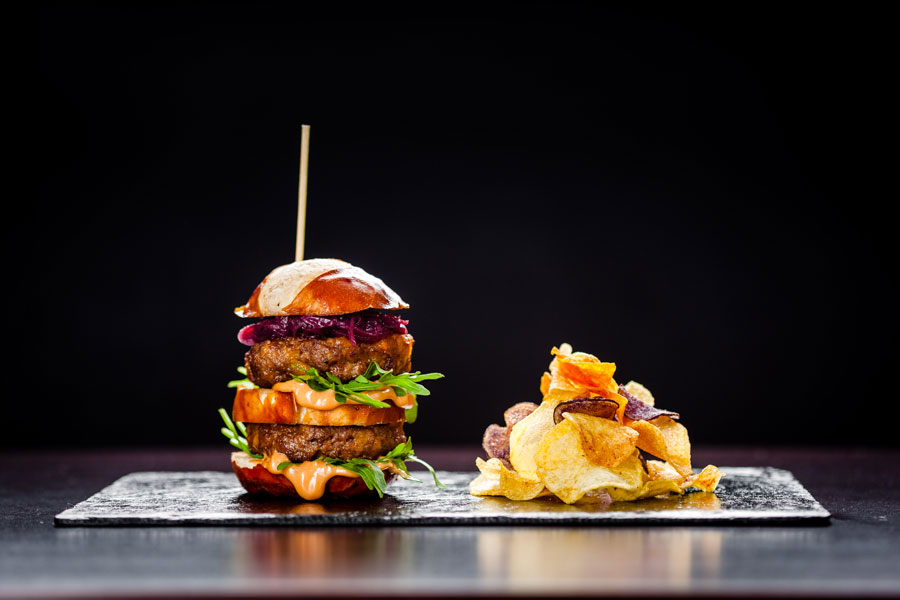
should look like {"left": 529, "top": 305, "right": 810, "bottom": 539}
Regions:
{"left": 2, "top": 447, "right": 898, "bottom": 598}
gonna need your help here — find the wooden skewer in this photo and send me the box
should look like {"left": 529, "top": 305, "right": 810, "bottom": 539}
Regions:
{"left": 295, "top": 124, "right": 311, "bottom": 262}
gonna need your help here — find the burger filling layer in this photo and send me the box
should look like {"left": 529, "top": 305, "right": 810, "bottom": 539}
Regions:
{"left": 245, "top": 333, "right": 413, "bottom": 388}
{"left": 246, "top": 422, "right": 406, "bottom": 463}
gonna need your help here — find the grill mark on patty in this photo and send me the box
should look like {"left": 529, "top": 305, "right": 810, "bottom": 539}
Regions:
{"left": 244, "top": 333, "right": 414, "bottom": 388}
{"left": 246, "top": 422, "right": 407, "bottom": 463}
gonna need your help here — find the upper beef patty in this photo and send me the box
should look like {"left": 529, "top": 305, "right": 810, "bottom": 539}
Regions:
{"left": 246, "top": 422, "right": 406, "bottom": 462}
{"left": 245, "top": 333, "right": 413, "bottom": 388}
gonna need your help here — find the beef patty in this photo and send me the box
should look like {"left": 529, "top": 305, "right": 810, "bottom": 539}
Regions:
{"left": 246, "top": 422, "right": 406, "bottom": 463}
{"left": 245, "top": 333, "right": 413, "bottom": 387}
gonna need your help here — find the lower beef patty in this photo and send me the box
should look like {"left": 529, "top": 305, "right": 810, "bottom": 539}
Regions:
{"left": 246, "top": 422, "right": 406, "bottom": 463}
{"left": 245, "top": 333, "right": 414, "bottom": 388}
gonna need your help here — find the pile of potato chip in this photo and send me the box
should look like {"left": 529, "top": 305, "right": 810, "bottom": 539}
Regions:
{"left": 470, "top": 344, "right": 723, "bottom": 504}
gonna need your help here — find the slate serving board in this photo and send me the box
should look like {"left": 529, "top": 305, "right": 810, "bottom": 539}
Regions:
{"left": 55, "top": 467, "right": 828, "bottom": 526}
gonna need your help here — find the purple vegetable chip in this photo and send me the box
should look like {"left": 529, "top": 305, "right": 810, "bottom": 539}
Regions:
{"left": 619, "top": 385, "right": 680, "bottom": 421}
{"left": 504, "top": 402, "right": 539, "bottom": 428}
{"left": 481, "top": 402, "right": 539, "bottom": 463}
{"left": 553, "top": 398, "right": 619, "bottom": 424}
{"left": 483, "top": 424, "right": 511, "bottom": 462}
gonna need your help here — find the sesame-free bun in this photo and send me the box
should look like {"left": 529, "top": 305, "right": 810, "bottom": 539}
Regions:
{"left": 232, "top": 387, "right": 406, "bottom": 426}
{"left": 235, "top": 259, "right": 408, "bottom": 318}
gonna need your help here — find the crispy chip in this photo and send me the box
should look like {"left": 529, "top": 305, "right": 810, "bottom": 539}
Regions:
{"left": 469, "top": 457, "right": 548, "bottom": 500}
{"left": 482, "top": 424, "right": 511, "bottom": 462}
{"left": 623, "top": 380, "right": 655, "bottom": 407}
{"left": 646, "top": 459, "right": 682, "bottom": 482}
{"left": 504, "top": 402, "right": 539, "bottom": 428}
{"left": 471, "top": 344, "right": 723, "bottom": 506}
{"left": 690, "top": 465, "right": 724, "bottom": 492}
{"left": 628, "top": 418, "right": 692, "bottom": 478}
{"left": 607, "top": 478, "right": 684, "bottom": 502}
{"left": 498, "top": 461, "right": 547, "bottom": 501}
{"left": 551, "top": 343, "right": 573, "bottom": 360}
{"left": 508, "top": 401, "right": 558, "bottom": 482}
{"left": 547, "top": 352, "right": 629, "bottom": 422}
{"left": 563, "top": 412, "right": 638, "bottom": 468}
{"left": 469, "top": 457, "right": 503, "bottom": 496}
{"left": 557, "top": 356, "right": 616, "bottom": 390}
{"left": 553, "top": 398, "right": 619, "bottom": 424}
{"left": 629, "top": 420, "right": 669, "bottom": 461}
{"left": 547, "top": 344, "right": 572, "bottom": 381}
{"left": 534, "top": 419, "right": 645, "bottom": 504}
{"left": 653, "top": 416, "right": 692, "bottom": 478}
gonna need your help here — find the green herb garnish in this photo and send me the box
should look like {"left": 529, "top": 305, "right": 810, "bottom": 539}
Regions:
{"left": 218, "top": 408, "right": 262, "bottom": 458}
{"left": 227, "top": 366, "right": 257, "bottom": 389}
{"left": 275, "top": 437, "right": 444, "bottom": 498}
{"left": 291, "top": 361, "right": 443, "bottom": 409}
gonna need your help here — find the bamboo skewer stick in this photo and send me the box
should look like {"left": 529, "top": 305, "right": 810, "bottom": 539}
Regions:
{"left": 295, "top": 124, "right": 311, "bottom": 262}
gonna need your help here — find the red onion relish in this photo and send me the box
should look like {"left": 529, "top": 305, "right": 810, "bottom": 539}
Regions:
{"left": 237, "top": 310, "right": 408, "bottom": 346}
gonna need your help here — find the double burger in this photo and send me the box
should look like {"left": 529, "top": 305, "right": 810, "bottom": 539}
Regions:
{"left": 219, "top": 258, "right": 444, "bottom": 500}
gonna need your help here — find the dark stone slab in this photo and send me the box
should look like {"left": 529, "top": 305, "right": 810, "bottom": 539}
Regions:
{"left": 55, "top": 467, "right": 829, "bottom": 526}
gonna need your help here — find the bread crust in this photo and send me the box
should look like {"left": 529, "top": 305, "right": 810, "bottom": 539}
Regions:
{"left": 235, "top": 259, "right": 408, "bottom": 317}
{"left": 233, "top": 387, "right": 406, "bottom": 426}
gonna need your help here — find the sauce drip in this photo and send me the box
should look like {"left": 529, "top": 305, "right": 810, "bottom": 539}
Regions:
{"left": 272, "top": 379, "right": 416, "bottom": 410}
{"left": 258, "top": 452, "right": 358, "bottom": 500}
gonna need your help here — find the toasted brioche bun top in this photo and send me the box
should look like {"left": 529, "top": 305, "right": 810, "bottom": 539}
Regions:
{"left": 235, "top": 258, "right": 408, "bottom": 318}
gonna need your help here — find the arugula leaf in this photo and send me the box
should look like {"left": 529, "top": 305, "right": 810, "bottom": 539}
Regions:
{"left": 290, "top": 362, "right": 443, "bottom": 409}
{"left": 274, "top": 437, "right": 443, "bottom": 498}
{"left": 406, "top": 455, "right": 446, "bottom": 489}
{"left": 218, "top": 408, "right": 262, "bottom": 458}
{"left": 227, "top": 366, "right": 257, "bottom": 389}
{"left": 404, "top": 399, "right": 418, "bottom": 424}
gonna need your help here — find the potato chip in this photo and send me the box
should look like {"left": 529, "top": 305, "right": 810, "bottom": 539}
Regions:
{"left": 469, "top": 457, "right": 503, "bottom": 496}
{"left": 534, "top": 419, "right": 645, "bottom": 504}
{"left": 508, "top": 400, "right": 557, "bottom": 481}
{"left": 689, "top": 465, "right": 724, "bottom": 492}
{"left": 629, "top": 420, "right": 669, "bottom": 461}
{"left": 471, "top": 344, "right": 723, "bottom": 506}
{"left": 607, "top": 478, "right": 684, "bottom": 502}
{"left": 498, "top": 461, "right": 547, "bottom": 501}
{"left": 628, "top": 418, "right": 692, "bottom": 478}
{"left": 646, "top": 459, "right": 681, "bottom": 482}
{"left": 469, "top": 457, "right": 548, "bottom": 500}
{"left": 563, "top": 412, "right": 638, "bottom": 468}
{"left": 623, "top": 380, "right": 655, "bottom": 407}
{"left": 653, "top": 416, "right": 692, "bottom": 477}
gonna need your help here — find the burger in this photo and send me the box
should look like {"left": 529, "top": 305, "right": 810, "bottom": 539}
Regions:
{"left": 218, "top": 258, "right": 444, "bottom": 500}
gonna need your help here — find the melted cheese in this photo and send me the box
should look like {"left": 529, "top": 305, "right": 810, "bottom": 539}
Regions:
{"left": 272, "top": 379, "right": 416, "bottom": 410}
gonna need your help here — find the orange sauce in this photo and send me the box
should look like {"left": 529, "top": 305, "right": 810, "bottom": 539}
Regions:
{"left": 252, "top": 452, "right": 401, "bottom": 500}
{"left": 272, "top": 379, "right": 416, "bottom": 410}
{"left": 258, "top": 452, "right": 358, "bottom": 500}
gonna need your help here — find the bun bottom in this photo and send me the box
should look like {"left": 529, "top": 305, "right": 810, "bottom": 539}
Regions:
{"left": 231, "top": 457, "right": 396, "bottom": 499}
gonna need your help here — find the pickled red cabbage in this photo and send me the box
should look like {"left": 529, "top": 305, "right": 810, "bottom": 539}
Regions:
{"left": 237, "top": 311, "right": 408, "bottom": 346}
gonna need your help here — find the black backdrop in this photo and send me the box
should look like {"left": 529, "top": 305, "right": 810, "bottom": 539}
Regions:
{"left": 27, "top": 4, "right": 895, "bottom": 449}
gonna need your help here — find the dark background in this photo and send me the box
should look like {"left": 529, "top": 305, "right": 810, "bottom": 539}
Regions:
{"left": 27, "top": 4, "right": 895, "bottom": 450}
